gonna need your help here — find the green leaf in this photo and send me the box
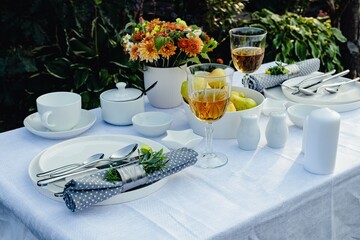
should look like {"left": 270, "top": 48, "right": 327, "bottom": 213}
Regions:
{"left": 281, "top": 38, "right": 293, "bottom": 56}
{"left": 294, "top": 40, "right": 307, "bottom": 60}
{"left": 74, "top": 68, "right": 89, "bottom": 89}
{"left": 308, "top": 40, "right": 321, "bottom": 58}
{"left": 154, "top": 36, "right": 166, "bottom": 51}
{"left": 69, "top": 38, "right": 97, "bottom": 59}
{"left": 331, "top": 28, "right": 347, "bottom": 43}
{"left": 44, "top": 58, "right": 71, "bottom": 79}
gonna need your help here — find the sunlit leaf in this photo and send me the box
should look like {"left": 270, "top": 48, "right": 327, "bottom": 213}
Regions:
{"left": 331, "top": 28, "right": 347, "bottom": 43}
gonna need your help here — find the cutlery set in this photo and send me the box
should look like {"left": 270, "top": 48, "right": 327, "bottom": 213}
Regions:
{"left": 283, "top": 69, "right": 359, "bottom": 96}
{"left": 36, "top": 143, "right": 139, "bottom": 187}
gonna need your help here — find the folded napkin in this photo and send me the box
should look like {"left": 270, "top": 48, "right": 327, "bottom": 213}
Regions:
{"left": 246, "top": 58, "right": 320, "bottom": 92}
{"left": 63, "top": 148, "right": 198, "bottom": 212}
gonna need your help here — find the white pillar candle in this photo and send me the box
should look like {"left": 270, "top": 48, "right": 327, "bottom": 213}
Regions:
{"left": 303, "top": 108, "right": 340, "bottom": 175}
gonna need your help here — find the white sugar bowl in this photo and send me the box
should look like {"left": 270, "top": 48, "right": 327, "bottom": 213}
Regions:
{"left": 100, "top": 82, "right": 144, "bottom": 125}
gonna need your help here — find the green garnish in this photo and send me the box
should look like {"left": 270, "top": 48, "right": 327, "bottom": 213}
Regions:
{"left": 104, "top": 168, "right": 121, "bottom": 183}
{"left": 103, "top": 146, "right": 168, "bottom": 182}
{"left": 265, "top": 62, "right": 289, "bottom": 75}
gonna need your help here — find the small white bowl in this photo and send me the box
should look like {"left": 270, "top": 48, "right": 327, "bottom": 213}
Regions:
{"left": 132, "top": 111, "right": 172, "bottom": 137}
{"left": 162, "top": 129, "right": 203, "bottom": 149}
{"left": 287, "top": 104, "right": 321, "bottom": 128}
{"left": 262, "top": 98, "right": 287, "bottom": 116}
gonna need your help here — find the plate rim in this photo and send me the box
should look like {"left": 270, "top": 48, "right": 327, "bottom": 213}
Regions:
{"left": 29, "top": 134, "right": 170, "bottom": 205}
{"left": 263, "top": 86, "right": 360, "bottom": 113}
{"left": 281, "top": 73, "right": 360, "bottom": 105}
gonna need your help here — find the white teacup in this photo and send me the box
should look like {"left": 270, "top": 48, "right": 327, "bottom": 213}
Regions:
{"left": 36, "top": 92, "right": 81, "bottom": 132}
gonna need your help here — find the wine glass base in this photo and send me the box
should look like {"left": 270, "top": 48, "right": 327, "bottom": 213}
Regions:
{"left": 195, "top": 152, "right": 228, "bottom": 169}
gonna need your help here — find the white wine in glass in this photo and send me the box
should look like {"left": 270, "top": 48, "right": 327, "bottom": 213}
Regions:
{"left": 186, "top": 63, "right": 234, "bottom": 168}
{"left": 229, "top": 27, "right": 267, "bottom": 87}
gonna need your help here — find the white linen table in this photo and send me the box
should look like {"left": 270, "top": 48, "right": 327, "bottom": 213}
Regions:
{"left": 1, "top": 67, "right": 360, "bottom": 240}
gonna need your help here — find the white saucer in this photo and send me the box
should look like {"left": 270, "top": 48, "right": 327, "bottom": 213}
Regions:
{"left": 29, "top": 134, "right": 170, "bottom": 205}
{"left": 23, "top": 109, "right": 96, "bottom": 139}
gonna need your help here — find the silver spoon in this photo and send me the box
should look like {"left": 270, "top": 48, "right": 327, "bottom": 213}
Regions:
{"left": 298, "top": 70, "right": 350, "bottom": 95}
{"left": 47, "top": 143, "right": 138, "bottom": 178}
{"left": 37, "top": 143, "right": 139, "bottom": 187}
{"left": 36, "top": 153, "right": 104, "bottom": 177}
{"left": 322, "top": 77, "right": 360, "bottom": 94}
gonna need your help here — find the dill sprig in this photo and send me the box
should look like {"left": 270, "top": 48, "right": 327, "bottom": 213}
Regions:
{"left": 265, "top": 62, "right": 289, "bottom": 75}
{"left": 104, "top": 168, "right": 121, "bottom": 183}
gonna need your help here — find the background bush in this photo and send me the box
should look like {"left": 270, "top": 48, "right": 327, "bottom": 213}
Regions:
{"left": 0, "top": 0, "right": 349, "bottom": 132}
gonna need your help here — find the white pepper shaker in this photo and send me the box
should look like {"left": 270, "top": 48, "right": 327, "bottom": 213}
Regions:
{"left": 303, "top": 108, "right": 340, "bottom": 175}
{"left": 237, "top": 114, "right": 260, "bottom": 151}
{"left": 265, "top": 111, "right": 288, "bottom": 148}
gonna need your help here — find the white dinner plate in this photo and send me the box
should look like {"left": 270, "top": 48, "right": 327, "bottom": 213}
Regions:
{"left": 29, "top": 134, "right": 170, "bottom": 204}
{"left": 281, "top": 72, "right": 360, "bottom": 105}
{"left": 264, "top": 86, "right": 360, "bottom": 113}
{"left": 23, "top": 109, "right": 96, "bottom": 140}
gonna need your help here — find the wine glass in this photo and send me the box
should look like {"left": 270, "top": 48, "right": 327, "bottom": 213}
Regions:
{"left": 229, "top": 27, "right": 267, "bottom": 88}
{"left": 186, "top": 63, "right": 234, "bottom": 168}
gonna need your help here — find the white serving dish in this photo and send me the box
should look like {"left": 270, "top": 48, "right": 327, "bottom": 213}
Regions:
{"left": 132, "top": 111, "right": 172, "bottom": 137}
{"left": 162, "top": 129, "right": 203, "bottom": 149}
{"left": 100, "top": 82, "right": 144, "bottom": 125}
{"left": 287, "top": 104, "right": 321, "bottom": 128}
{"left": 183, "top": 86, "right": 265, "bottom": 139}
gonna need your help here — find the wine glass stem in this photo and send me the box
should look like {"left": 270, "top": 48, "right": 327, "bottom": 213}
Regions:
{"left": 204, "top": 123, "right": 214, "bottom": 156}
{"left": 243, "top": 74, "right": 249, "bottom": 88}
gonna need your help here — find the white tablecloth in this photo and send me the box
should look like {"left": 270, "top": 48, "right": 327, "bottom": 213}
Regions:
{"left": 1, "top": 72, "right": 360, "bottom": 240}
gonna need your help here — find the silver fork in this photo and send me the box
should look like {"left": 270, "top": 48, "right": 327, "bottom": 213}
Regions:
{"left": 281, "top": 70, "right": 336, "bottom": 94}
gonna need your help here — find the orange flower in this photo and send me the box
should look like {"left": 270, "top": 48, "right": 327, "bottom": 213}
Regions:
{"left": 139, "top": 38, "right": 159, "bottom": 62}
{"left": 129, "top": 44, "right": 140, "bottom": 61}
{"left": 146, "top": 18, "right": 162, "bottom": 32}
{"left": 179, "top": 37, "right": 204, "bottom": 57}
{"left": 159, "top": 42, "right": 177, "bottom": 59}
{"left": 133, "top": 31, "right": 146, "bottom": 42}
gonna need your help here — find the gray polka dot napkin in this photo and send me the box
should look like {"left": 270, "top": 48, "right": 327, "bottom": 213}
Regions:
{"left": 63, "top": 148, "right": 198, "bottom": 212}
{"left": 246, "top": 58, "right": 320, "bottom": 92}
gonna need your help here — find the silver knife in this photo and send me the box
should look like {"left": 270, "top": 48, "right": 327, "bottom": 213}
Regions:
{"left": 37, "top": 156, "right": 141, "bottom": 187}
{"left": 299, "top": 69, "right": 350, "bottom": 90}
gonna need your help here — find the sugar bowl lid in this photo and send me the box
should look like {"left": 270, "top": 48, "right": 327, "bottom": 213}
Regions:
{"left": 101, "top": 82, "right": 142, "bottom": 102}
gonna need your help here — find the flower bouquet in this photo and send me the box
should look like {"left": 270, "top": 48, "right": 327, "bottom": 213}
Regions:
{"left": 121, "top": 18, "right": 218, "bottom": 68}
{"left": 121, "top": 18, "right": 218, "bottom": 108}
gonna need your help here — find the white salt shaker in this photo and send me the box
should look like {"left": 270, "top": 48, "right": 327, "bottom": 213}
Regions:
{"left": 237, "top": 114, "right": 260, "bottom": 151}
{"left": 265, "top": 111, "right": 288, "bottom": 148}
{"left": 303, "top": 108, "right": 340, "bottom": 175}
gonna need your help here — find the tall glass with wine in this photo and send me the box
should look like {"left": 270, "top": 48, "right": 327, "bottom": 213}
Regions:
{"left": 186, "top": 63, "right": 234, "bottom": 168}
{"left": 229, "top": 27, "right": 267, "bottom": 88}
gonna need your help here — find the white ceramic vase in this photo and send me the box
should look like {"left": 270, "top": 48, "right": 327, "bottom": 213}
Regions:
{"left": 144, "top": 65, "right": 187, "bottom": 109}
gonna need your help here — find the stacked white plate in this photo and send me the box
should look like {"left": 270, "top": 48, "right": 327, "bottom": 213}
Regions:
{"left": 28, "top": 135, "right": 170, "bottom": 205}
{"left": 264, "top": 72, "right": 360, "bottom": 112}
